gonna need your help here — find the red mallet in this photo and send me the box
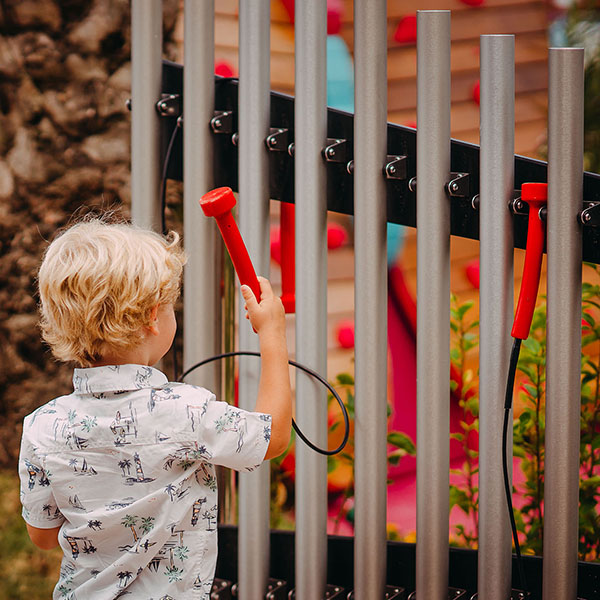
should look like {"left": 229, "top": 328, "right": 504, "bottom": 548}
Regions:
{"left": 199, "top": 187, "right": 262, "bottom": 302}
{"left": 471, "top": 80, "right": 480, "bottom": 105}
{"left": 394, "top": 15, "right": 417, "bottom": 45}
{"left": 511, "top": 182, "right": 548, "bottom": 340}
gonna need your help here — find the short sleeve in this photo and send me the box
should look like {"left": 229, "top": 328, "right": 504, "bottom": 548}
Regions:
{"left": 198, "top": 400, "right": 272, "bottom": 471}
{"left": 18, "top": 422, "right": 65, "bottom": 529}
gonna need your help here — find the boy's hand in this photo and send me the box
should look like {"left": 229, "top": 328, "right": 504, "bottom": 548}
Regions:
{"left": 241, "top": 277, "right": 286, "bottom": 336}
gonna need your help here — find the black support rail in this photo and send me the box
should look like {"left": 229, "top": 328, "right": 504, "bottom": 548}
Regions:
{"left": 160, "top": 59, "right": 600, "bottom": 264}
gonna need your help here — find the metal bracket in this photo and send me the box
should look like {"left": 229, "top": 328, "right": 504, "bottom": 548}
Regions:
{"left": 408, "top": 588, "right": 466, "bottom": 600}
{"left": 348, "top": 585, "right": 406, "bottom": 599}
{"left": 210, "top": 110, "right": 234, "bottom": 134}
{"left": 322, "top": 138, "right": 351, "bottom": 163}
{"left": 266, "top": 578, "right": 288, "bottom": 599}
{"left": 210, "top": 578, "right": 234, "bottom": 599}
{"left": 288, "top": 584, "right": 347, "bottom": 599}
{"left": 470, "top": 591, "right": 531, "bottom": 600}
{"left": 156, "top": 93, "right": 182, "bottom": 118}
{"left": 580, "top": 202, "right": 600, "bottom": 226}
{"left": 265, "top": 128, "right": 290, "bottom": 151}
{"left": 446, "top": 172, "right": 470, "bottom": 197}
{"left": 385, "top": 155, "right": 408, "bottom": 180}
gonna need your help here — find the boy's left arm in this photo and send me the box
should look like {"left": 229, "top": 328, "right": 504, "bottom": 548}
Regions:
{"left": 26, "top": 524, "right": 61, "bottom": 550}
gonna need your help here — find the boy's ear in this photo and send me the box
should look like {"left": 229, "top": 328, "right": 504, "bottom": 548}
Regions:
{"left": 147, "top": 304, "right": 160, "bottom": 336}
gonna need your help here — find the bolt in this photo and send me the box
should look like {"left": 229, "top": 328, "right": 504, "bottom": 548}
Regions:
{"left": 451, "top": 181, "right": 459, "bottom": 193}
{"left": 584, "top": 211, "right": 592, "bottom": 222}
{"left": 514, "top": 200, "right": 523, "bottom": 211}
{"left": 214, "top": 119, "right": 222, "bottom": 129}
{"left": 388, "top": 165, "right": 396, "bottom": 175}
{"left": 327, "top": 147, "right": 335, "bottom": 158}
{"left": 270, "top": 137, "right": 277, "bottom": 147}
{"left": 160, "top": 101, "right": 168, "bottom": 112}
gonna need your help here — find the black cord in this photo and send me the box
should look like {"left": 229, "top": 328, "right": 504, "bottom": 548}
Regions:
{"left": 503, "top": 337, "right": 529, "bottom": 595}
{"left": 160, "top": 116, "right": 182, "bottom": 237}
{"left": 178, "top": 350, "right": 350, "bottom": 456}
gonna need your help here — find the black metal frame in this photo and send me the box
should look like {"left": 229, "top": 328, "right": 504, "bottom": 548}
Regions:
{"left": 161, "top": 59, "right": 600, "bottom": 264}
{"left": 215, "top": 525, "right": 600, "bottom": 600}
{"left": 160, "top": 60, "right": 600, "bottom": 596}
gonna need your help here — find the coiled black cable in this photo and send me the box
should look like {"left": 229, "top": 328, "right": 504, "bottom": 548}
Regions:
{"left": 503, "top": 337, "right": 529, "bottom": 596}
{"left": 178, "top": 351, "right": 350, "bottom": 456}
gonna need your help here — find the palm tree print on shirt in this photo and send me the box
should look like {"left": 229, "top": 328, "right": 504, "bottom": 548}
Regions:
{"left": 123, "top": 453, "right": 155, "bottom": 485}
{"left": 214, "top": 407, "right": 247, "bottom": 453}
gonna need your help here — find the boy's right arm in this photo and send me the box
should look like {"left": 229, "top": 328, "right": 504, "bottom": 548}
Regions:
{"left": 241, "top": 278, "right": 292, "bottom": 460}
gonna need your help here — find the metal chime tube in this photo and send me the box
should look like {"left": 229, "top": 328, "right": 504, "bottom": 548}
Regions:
{"left": 294, "top": 1, "right": 329, "bottom": 598}
{"left": 131, "top": 0, "right": 162, "bottom": 231}
{"left": 353, "top": 1, "right": 388, "bottom": 597}
{"left": 182, "top": 1, "right": 221, "bottom": 394}
{"left": 415, "top": 11, "right": 451, "bottom": 599}
{"left": 478, "top": 34, "right": 515, "bottom": 600}
{"left": 543, "top": 46, "right": 584, "bottom": 600}
{"left": 237, "top": 2, "right": 272, "bottom": 599}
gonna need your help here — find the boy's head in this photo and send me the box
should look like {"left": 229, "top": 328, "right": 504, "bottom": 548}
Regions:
{"left": 38, "top": 217, "right": 187, "bottom": 367}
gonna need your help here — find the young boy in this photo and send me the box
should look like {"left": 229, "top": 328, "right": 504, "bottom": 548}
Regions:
{"left": 18, "top": 217, "right": 292, "bottom": 599}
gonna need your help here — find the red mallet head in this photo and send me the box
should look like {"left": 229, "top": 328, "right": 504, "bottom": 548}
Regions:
{"left": 199, "top": 186, "right": 237, "bottom": 218}
{"left": 394, "top": 15, "right": 417, "bottom": 45}
{"left": 511, "top": 182, "right": 548, "bottom": 340}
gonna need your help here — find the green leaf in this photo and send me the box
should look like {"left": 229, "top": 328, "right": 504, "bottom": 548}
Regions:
{"left": 336, "top": 373, "right": 354, "bottom": 386}
{"left": 387, "top": 432, "right": 416, "bottom": 455}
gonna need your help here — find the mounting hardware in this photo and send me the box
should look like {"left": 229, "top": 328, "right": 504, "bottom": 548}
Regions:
{"left": 210, "top": 110, "right": 234, "bottom": 134}
{"left": 445, "top": 172, "right": 470, "bottom": 198}
{"left": 385, "top": 155, "right": 408, "bottom": 180}
{"left": 348, "top": 585, "right": 406, "bottom": 599}
{"left": 266, "top": 128, "right": 290, "bottom": 151}
{"left": 265, "top": 578, "right": 288, "bottom": 599}
{"left": 470, "top": 590, "right": 531, "bottom": 600}
{"left": 288, "top": 584, "right": 347, "bottom": 599}
{"left": 210, "top": 578, "right": 233, "bottom": 599}
{"left": 322, "top": 138, "right": 351, "bottom": 163}
{"left": 408, "top": 588, "right": 466, "bottom": 600}
{"left": 156, "top": 93, "right": 181, "bottom": 118}
{"left": 471, "top": 194, "right": 480, "bottom": 210}
{"left": 408, "top": 177, "right": 417, "bottom": 193}
{"left": 232, "top": 132, "right": 239, "bottom": 146}
{"left": 580, "top": 202, "right": 600, "bottom": 226}
{"left": 287, "top": 142, "right": 295, "bottom": 157}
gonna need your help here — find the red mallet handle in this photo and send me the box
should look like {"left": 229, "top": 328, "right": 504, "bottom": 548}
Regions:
{"left": 199, "top": 187, "right": 262, "bottom": 302}
{"left": 511, "top": 182, "right": 548, "bottom": 340}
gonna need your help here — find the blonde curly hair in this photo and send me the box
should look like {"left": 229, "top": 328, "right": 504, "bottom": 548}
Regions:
{"left": 38, "top": 217, "right": 187, "bottom": 367}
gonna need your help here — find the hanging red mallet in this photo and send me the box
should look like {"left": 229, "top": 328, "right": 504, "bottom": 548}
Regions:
{"left": 199, "top": 187, "right": 262, "bottom": 303}
{"left": 511, "top": 182, "right": 548, "bottom": 340}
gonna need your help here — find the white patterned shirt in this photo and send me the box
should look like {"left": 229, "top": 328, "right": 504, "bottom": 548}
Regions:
{"left": 18, "top": 364, "right": 272, "bottom": 600}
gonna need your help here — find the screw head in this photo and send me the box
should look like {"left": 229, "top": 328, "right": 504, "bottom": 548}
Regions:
{"left": 327, "top": 147, "right": 335, "bottom": 158}
{"left": 388, "top": 165, "right": 396, "bottom": 174}
{"left": 214, "top": 119, "right": 222, "bottom": 129}
{"left": 584, "top": 211, "right": 592, "bottom": 222}
{"left": 160, "top": 101, "right": 167, "bottom": 111}
{"left": 451, "top": 182, "right": 459, "bottom": 192}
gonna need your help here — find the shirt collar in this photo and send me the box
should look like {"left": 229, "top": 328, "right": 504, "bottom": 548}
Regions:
{"left": 72, "top": 364, "right": 168, "bottom": 394}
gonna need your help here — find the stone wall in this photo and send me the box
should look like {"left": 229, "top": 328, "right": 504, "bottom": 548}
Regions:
{"left": 0, "top": 0, "right": 179, "bottom": 467}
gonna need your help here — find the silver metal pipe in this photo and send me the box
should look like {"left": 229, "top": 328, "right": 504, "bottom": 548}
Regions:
{"left": 543, "top": 46, "right": 584, "bottom": 600}
{"left": 353, "top": 1, "right": 388, "bottom": 598}
{"left": 130, "top": 0, "right": 162, "bottom": 230}
{"left": 182, "top": 1, "right": 221, "bottom": 392}
{"left": 416, "top": 11, "right": 451, "bottom": 600}
{"left": 294, "top": 1, "right": 328, "bottom": 598}
{"left": 237, "top": 3, "right": 272, "bottom": 599}
{"left": 478, "top": 34, "right": 515, "bottom": 600}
